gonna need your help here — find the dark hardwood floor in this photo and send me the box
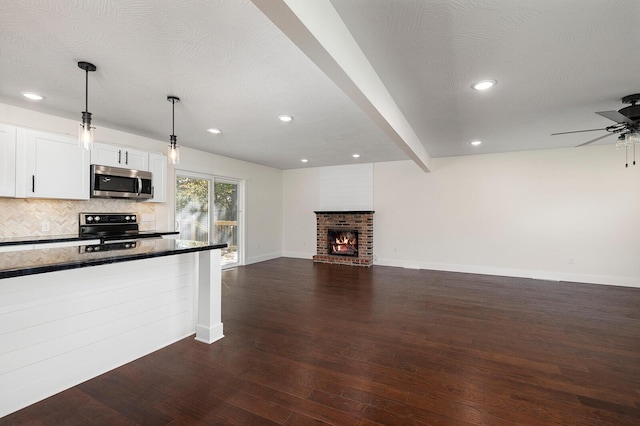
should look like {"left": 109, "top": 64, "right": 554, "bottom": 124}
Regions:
{"left": 3, "top": 258, "right": 640, "bottom": 425}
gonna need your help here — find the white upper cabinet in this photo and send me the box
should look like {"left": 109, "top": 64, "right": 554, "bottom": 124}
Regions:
{"left": 91, "top": 142, "right": 149, "bottom": 171}
{"left": 0, "top": 123, "right": 17, "bottom": 197}
{"left": 147, "top": 152, "right": 167, "bottom": 203}
{"left": 20, "top": 129, "right": 90, "bottom": 200}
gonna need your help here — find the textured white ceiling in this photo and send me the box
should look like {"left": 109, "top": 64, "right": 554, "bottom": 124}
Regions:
{"left": 331, "top": 0, "right": 640, "bottom": 157}
{"left": 1, "top": 0, "right": 639, "bottom": 169}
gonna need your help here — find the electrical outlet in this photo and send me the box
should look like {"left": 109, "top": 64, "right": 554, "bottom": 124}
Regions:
{"left": 41, "top": 221, "right": 50, "bottom": 232}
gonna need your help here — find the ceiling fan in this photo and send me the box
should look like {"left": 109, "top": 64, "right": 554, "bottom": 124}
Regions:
{"left": 551, "top": 93, "right": 640, "bottom": 166}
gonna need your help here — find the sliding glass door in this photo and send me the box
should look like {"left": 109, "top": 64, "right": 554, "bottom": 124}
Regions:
{"left": 213, "top": 180, "right": 240, "bottom": 266}
{"left": 175, "top": 175, "right": 210, "bottom": 243}
{"left": 175, "top": 173, "right": 242, "bottom": 267}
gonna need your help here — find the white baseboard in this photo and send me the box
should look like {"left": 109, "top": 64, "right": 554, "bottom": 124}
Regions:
{"left": 195, "top": 323, "right": 224, "bottom": 344}
{"left": 282, "top": 251, "right": 313, "bottom": 259}
{"left": 245, "top": 252, "right": 281, "bottom": 265}
{"left": 375, "top": 258, "right": 640, "bottom": 288}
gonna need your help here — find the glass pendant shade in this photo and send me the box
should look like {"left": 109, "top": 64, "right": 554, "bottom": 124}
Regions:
{"left": 79, "top": 111, "right": 94, "bottom": 150}
{"left": 168, "top": 136, "right": 179, "bottom": 165}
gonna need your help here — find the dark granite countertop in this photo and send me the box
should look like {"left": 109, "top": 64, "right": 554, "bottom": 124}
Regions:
{"left": 0, "top": 231, "right": 179, "bottom": 246}
{"left": 0, "top": 239, "right": 227, "bottom": 279}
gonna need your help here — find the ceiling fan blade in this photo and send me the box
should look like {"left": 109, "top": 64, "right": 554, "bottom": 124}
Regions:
{"left": 575, "top": 132, "right": 615, "bottom": 147}
{"left": 551, "top": 128, "right": 606, "bottom": 136}
{"left": 596, "top": 110, "right": 635, "bottom": 125}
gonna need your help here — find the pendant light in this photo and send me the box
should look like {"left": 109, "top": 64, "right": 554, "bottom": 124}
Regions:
{"left": 167, "top": 96, "right": 180, "bottom": 164}
{"left": 78, "top": 61, "right": 97, "bottom": 150}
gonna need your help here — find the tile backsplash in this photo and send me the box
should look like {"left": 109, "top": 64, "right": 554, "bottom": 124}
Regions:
{"left": 0, "top": 198, "right": 157, "bottom": 237}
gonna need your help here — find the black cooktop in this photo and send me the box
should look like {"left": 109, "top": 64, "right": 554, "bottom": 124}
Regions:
{"left": 78, "top": 212, "right": 178, "bottom": 242}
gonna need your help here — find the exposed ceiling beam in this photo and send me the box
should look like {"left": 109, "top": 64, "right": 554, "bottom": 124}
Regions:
{"left": 252, "top": 0, "right": 431, "bottom": 172}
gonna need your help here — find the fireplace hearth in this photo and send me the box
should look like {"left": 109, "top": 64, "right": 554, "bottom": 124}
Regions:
{"left": 313, "top": 211, "right": 374, "bottom": 266}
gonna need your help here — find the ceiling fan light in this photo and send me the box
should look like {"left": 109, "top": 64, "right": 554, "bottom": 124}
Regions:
{"left": 626, "top": 132, "right": 640, "bottom": 145}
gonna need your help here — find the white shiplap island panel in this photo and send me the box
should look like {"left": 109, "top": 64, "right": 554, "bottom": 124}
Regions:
{"left": 0, "top": 244, "right": 223, "bottom": 418}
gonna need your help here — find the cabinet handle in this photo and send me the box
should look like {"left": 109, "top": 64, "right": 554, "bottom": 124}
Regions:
{"left": 125, "top": 151, "right": 129, "bottom": 165}
{"left": 31, "top": 175, "right": 35, "bottom": 193}
{"left": 118, "top": 150, "right": 122, "bottom": 164}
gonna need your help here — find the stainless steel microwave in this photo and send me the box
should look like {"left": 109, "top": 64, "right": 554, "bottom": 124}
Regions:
{"left": 90, "top": 164, "right": 153, "bottom": 200}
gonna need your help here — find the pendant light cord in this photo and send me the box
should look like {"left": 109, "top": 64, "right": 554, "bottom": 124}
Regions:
{"left": 167, "top": 96, "right": 180, "bottom": 143}
{"left": 85, "top": 69, "right": 89, "bottom": 112}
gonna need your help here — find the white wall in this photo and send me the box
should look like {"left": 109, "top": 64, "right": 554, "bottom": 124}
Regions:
{"left": 282, "top": 167, "right": 320, "bottom": 258}
{"left": 0, "top": 102, "right": 283, "bottom": 264}
{"left": 283, "top": 145, "right": 640, "bottom": 287}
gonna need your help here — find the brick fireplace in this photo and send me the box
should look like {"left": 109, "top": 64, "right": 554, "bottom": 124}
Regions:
{"left": 313, "top": 211, "right": 374, "bottom": 266}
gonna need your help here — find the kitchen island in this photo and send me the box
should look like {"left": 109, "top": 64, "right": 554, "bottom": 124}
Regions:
{"left": 0, "top": 239, "right": 226, "bottom": 418}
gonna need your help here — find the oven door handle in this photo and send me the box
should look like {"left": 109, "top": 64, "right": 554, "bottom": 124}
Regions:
{"left": 103, "top": 236, "right": 161, "bottom": 244}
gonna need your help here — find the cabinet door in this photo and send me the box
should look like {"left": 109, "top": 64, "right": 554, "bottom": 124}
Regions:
{"left": 91, "top": 142, "right": 122, "bottom": 168}
{"left": 147, "top": 152, "right": 167, "bottom": 202}
{"left": 122, "top": 148, "right": 148, "bottom": 171}
{"left": 0, "top": 124, "right": 17, "bottom": 197}
{"left": 91, "top": 143, "right": 148, "bottom": 171}
{"left": 25, "top": 130, "right": 90, "bottom": 200}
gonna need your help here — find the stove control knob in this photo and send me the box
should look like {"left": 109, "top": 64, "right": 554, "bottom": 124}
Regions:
{"left": 94, "top": 246, "right": 100, "bottom": 251}
{"left": 86, "top": 246, "right": 93, "bottom": 252}
{"left": 86, "top": 216, "right": 93, "bottom": 222}
{"left": 94, "top": 216, "right": 100, "bottom": 222}
{"left": 125, "top": 216, "right": 130, "bottom": 221}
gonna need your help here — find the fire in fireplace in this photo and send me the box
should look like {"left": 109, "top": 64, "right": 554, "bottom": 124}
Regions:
{"left": 328, "top": 229, "right": 358, "bottom": 257}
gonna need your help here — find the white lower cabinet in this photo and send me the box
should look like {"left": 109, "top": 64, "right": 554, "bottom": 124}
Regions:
{"left": 0, "top": 124, "right": 17, "bottom": 197}
{"left": 17, "top": 129, "right": 90, "bottom": 200}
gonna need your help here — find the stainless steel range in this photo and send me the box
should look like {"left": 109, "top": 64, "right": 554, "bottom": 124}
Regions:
{"left": 79, "top": 212, "right": 166, "bottom": 242}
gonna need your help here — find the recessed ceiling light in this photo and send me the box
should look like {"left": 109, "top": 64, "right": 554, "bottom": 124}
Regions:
{"left": 21, "top": 92, "right": 44, "bottom": 101}
{"left": 352, "top": 154, "right": 360, "bottom": 158}
{"left": 301, "top": 158, "right": 308, "bottom": 163}
{"left": 471, "top": 80, "right": 497, "bottom": 91}
{"left": 206, "top": 128, "right": 221, "bottom": 134}
{"left": 278, "top": 115, "right": 293, "bottom": 122}
{"left": 470, "top": 140, "right": 482, "bottom": 146}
